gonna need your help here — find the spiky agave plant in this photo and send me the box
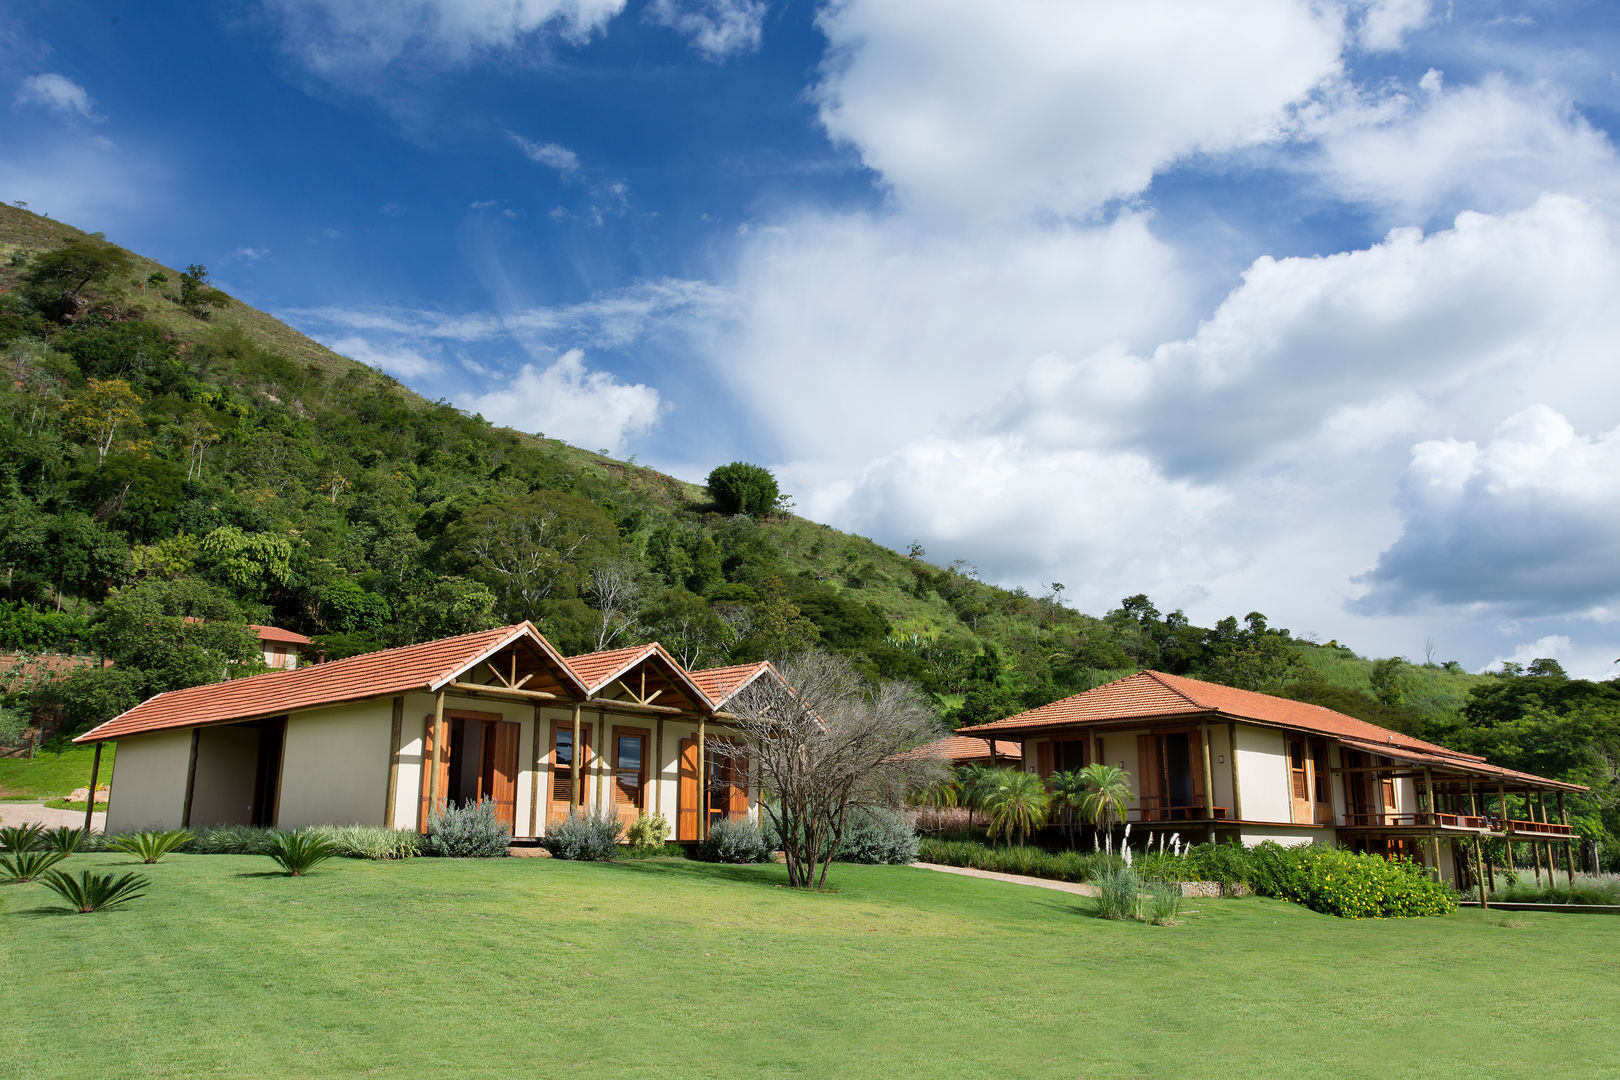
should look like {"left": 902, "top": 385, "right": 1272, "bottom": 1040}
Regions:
{"left": 108, "top": 829, "right": 192, "bottom": 864}
{"left": 42, "top": 826, "right": 86, "bottom": 856}
{"left": 0, "top": 848, "right": 66, "bottom": 883}
{"left": 0, "top": 822, "right": 45, "bottom": 853}
{"left": 266, "top": 829, "right": 337, "bottom": 876}
{"left": 41, "top": 869, "right": 148, "bottom": 913}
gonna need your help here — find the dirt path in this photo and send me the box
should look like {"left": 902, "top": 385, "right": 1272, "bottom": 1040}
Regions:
{"left": 910, "top": 861, "right": 1099, "bottom": 897}
{"left": 0, "top": 802, "right": 105, "bottom": 832}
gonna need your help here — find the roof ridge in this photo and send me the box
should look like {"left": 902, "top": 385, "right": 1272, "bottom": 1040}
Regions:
{"left": 1140, "top": 670, "right": 1212, "bottom": 710}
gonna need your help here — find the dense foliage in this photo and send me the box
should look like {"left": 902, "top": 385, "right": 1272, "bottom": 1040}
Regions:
{"left": 1, "top": 208, "right": 1613, "bottom": 858}
{"left": 422, "top": 799, "right": 511, "bottom": 857}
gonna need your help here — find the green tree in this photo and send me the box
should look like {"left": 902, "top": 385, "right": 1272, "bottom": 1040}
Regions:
{"left": 197, "top": 526, "right": 293, "bottom": 598}
{"left": 1369, "top": 657, "right": 1407, "bottom": 707}
{"left": 61, "top": 378, "right": 145, "bottom": 465}
{"left": 444, "top": 491, "right": 618, "bottom": 624}
{"left": 22, "top": 239, "right": 132, "bottom": 319}
{"left": 93, "top": 577, "right": 259, "bottom": 696}
{"left": 981, "top": 768, "right": 1049, "bottom": 846}
{"left": 178, "top": 264, "right": 230, "bottom": 317}
{"left": 395, "top": 577, "right": 499, "bottom": 643}
{"left": 29, "top": 666, "right": 145, "bottom": 737}
{"left": 1047, "top": 768, "right": 1089, "bottom": 847}
{"left": 706, "top": 461, "right": 779, "bottom": 517}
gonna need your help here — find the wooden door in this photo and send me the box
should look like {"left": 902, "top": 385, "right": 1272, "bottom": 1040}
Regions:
{"left": 726, "top": 749, "right": 749, "bottom": 818}
{"left": 1136, "top": 734, "right": 1161, "bottom": 821}
{"left": 478, "top": 720, "right": 520, "bottom": 831}
{"left": 1379, "top": 757, "right": 1398, "bottom": 823}
{"left": 1288, "top": 739, "right": 1311, "bottom": 823}
{"left": 418, "top": 713, "right": 450, "bottom": 831}
{"left": 1187, "top": 733, "right": 1207, "bottom": 817}
{"left": 1035, "top": 741, "right": 1054, "bottom": 780}
{"left": 1310, "top": 743, "right": 1333, "bottom": 824}
{"left": 612, "top": 726, "right": 649, "bottom": 826}
{"left": 677, "top": 737, "right": 699, "bottom": 841}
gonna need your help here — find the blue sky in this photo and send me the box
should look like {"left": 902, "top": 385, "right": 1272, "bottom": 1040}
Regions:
{"left": 6, "top": 1, "right": 1620, "bottom": 677}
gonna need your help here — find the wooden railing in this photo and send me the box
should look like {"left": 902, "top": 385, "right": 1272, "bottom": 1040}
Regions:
{"left": 1340, "top": 811, "right": 1573, "bottom": 836}
{"left": 1132, "top": 798, "right": 1229, "bottom": 823}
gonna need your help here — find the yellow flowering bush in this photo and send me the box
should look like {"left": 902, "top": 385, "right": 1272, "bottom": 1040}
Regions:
{"left": 1254, "top": 842, "right": 1458, "bottom": 918}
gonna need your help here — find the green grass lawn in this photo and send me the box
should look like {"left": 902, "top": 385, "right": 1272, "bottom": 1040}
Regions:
{"left": 3, "top": 855, "right": 1617, "bottom": 1080}
{"left": 0, "top": 745, "right": 112, "bottom": 800}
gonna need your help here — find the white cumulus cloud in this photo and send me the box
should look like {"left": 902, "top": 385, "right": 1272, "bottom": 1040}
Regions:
{"left": 466, "top": 348, "right": 663, "bottom": 453}
{"left": 646, "top": 0, "right": 765, "bottom": 61}
{"left": 14, "top": 73, "right": 101, "bottom": 121}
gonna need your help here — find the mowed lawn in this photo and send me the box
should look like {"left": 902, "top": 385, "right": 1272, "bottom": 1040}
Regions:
{"left": 3, "top": 855, "right": 1618, "bottom": 1080}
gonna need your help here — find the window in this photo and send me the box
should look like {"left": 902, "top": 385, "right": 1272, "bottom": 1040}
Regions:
{"left": 1311, "top": 744, "right": 1330, "bottom": 804}
{"left": 1289, "top": 740, "right": 1309, "bottom": 801}
{"left": 614, "top": 732, "right": 646, "bottom": 813}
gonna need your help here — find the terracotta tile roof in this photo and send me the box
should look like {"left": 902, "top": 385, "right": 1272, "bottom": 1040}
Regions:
{"left": 958, "top": 670, "right": 1577, "bottom": 789}
{"left": 563, "top": 643, "right": 716, "bottom": 711}
{"left": 75, "top": 624, "right": 581, "bottom": 743}
{"left": 926, "top": 735, "right": 1023, "bottom": 762}
{"left": 688, "top": 662, "right": 776, "bottom": 708}
{"left": 249, "top": 624, "right": 313, "bottom": 646}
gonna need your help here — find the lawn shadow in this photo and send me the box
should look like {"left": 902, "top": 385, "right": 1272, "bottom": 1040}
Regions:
{"left": 234, "top": 870, "right": 291, "bottom": 879}
{"left": 598, "top": 858, "right": 792, "bottom": 890}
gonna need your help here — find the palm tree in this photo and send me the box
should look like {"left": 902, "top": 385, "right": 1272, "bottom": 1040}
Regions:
{"left": 909, "top": 773, "right": 961, "bottom": 833}
{"left": 1047, "top": 769, "right": 1088, "bottom": 848}
{"left": 955, "top": 763, "right": 995, "bottom": 835}
{"left": 982, "top": 769, "right": 1050, "bottom": 847}
{"left": 1077, "top": 763, "right": 1132, "bottom": 858}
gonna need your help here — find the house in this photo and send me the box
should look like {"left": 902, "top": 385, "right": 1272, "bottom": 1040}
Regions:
{"left": 917, "top": 734, "right": 1023, "bottom": 767}
{"left": 74, "top": 623, "right": 779, "bottom": 843}
{"left": 956, "top": 670, "right": 1583, "bottom": 894}
{"left": 250, "top": 624, "right": 313, "bottom": 670}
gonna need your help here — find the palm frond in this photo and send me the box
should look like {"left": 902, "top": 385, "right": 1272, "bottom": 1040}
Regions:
{"left": 41, "top": 869, "right": 149, "bottom": 913}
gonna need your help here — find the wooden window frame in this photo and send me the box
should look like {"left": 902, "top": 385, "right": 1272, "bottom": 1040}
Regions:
{"left": 611, "top": 724, "right": 652, "bottom": 819}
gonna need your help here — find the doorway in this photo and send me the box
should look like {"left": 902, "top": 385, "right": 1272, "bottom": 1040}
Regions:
{"left": 419, "top": 711, "right": 521, "bottom": 831}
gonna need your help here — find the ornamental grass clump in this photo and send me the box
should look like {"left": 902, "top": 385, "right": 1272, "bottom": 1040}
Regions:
{"left": 107, "top": 829, "right": 192, "bottom": 864}
{"left": 424, "top": 798, "right": 512, "bottom": 857}
{"left": 266, "top": 830, "right": 337, "bottom": 876}
{"left": 1, "top": 847, "right": 65, "bottom": 883}
{"left": 1093, "top": 867, "right": 1140, "bottom": 921}
{"left": 1144, "top": 880, "right": 1184, "bottom": 926}
{"left": 189, "top": 825, "right": 279, "bottom": 855}
{"left": 305, "top": 824, "right": 422, "bottom": 860}
{"left": 538, "top": 809, "right": 622, "bottom": 861}
{"left": 40, "top": 868, "right": 148, "bottom": 913}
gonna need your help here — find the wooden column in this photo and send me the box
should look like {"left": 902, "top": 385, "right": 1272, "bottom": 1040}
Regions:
{"left": 654, "top": 714, "right": 665, "bottom": 817}
{"left": 528, "top": 705, "right": 544, "bottom": 838}
{"left": 1558, "top": 793, "right": 1574, "bottom": 885}
{"left": 1199, "top": 719, "right": 1216, "bottom": 843}
{"left": 1424, "top": 768, "right": 1441, "bottom": 880}
{"left": 1497, "top": 782, "right": 1514, "bottom": 876}
{"left": 1467, "top": 779, "right": 1487, "bottom": 906}
{"left": 428, "top": 691, "right": 445, "bottom": 818}
{"left": 180, "top": 728, "right": 202, "bottom": 828}
{"left": 1537, "top": 792, "right": 1554, "bottom": 886}
{"left": 1227, "top": 722, "right": 1243, "bottom": 822}
{"left": 594, "top": 710, "right": 608, "bottom": 814}
{"left": 697, "top": 716, "right": 708, "bottom": 841}
{"left": 1530, "top": 793, "right": 1544, "bottom": 885}
{"left": 571, "top": 703, "right": 583, "bottom": 812}
{"left": 384, "top": 697, "right": 404, "bottom": 829}
{"left": 82, "top": 741, "right": 102, "bottom": 834}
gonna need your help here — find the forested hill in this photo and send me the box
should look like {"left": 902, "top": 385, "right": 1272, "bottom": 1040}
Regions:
{"left": 0, "top": 205, "right": 1614, "bottom": 851}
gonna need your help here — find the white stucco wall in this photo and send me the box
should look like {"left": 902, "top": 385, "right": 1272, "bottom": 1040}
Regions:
{"left": 1239, "top": 825, "right": 1328, "bottom": 847}
{"left": 1234, "top": 723, "right": 1291, "bottom": 823}
{"left": 396, "top": 692, "right": 539, "bottom": 835}
{"left": 188, "top": 725, "right": 260, "bottom": 827}
{"left": 1208, "top": 724, "right": 1234, "bottom": 815}
{"left": 277, "top": 700, "right": 392, "bottom": 829}
{"left": 105, "top": 729, "right": 193, "bottom": 832}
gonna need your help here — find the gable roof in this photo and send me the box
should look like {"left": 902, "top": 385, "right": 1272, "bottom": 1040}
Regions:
{"left": 563, "top": 642, "right": 716, "bottom": 712}
{"left": 688, "top": 661, "right": 778, "bottom": 709}
{"left": 926, "top": 735, "right": 1023, "bottom": 762}
{"left": 75, "top": 623, "right": 586, "bottom": 743}
{"left": 249, "top": 624, "right": 313, "bottom": 646}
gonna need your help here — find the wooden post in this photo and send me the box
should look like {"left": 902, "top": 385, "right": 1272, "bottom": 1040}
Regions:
{"left": 1424, "top": 768, "right": 1441, "bottom": 879}
{"left": 384, "top": 697, "right": 404, "bottom": 829}
{"left": 82, "top": 741, "right": 102, "bottom": 834}
{"left": 1558, "top": 792, "right": 1574, "bottom": 886}
{"left": 571, "top": 703, "right": 583, "bottom": 812}
{"left": 428, "top": 691, "right": 445, "bottom": 818}
{"left": 1227, "top": 722, "right": 1242, "bottom": 822}
{"left": 595, "top": 710, "right": 608, "bottom": 814}
{"left": 1497, "top": 782, "right": 1514, "bottom": 876}
{"left": 528, "top": 705, "right": 543, "bottom": 838}
{"left": 1467, "top": 778, "right": 1487, "bottom": 906}
{"left": 654, "top": 713, "right": 665, "bottom": 818}
{"left": 697, "top": 716, "right": 708, "bottom": 841}
{"left": 180, "top": 728, "right": 201, "bottom": 828}
{"left": 1199, "top": 719, "right": 1216, "bottom": 843}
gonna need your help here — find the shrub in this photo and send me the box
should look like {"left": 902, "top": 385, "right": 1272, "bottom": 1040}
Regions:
{"left": 626, "top": 812, "right": 671, "bottom": 850}
{"left": 697, "top": 817, "right": 772, "bottom": 864}
{"left": 423, "top": 799, "right": 512, "bottom": 858}
{"left": 1251, "top": 842, "right": 1457, "bottom": 919}
{"left": 107, "top": 829, "right": 192, "bottom": 864}
{"left": 539, "top": 810, "right": 622, "bottom": 861}
{"left": 917, "top": 838, "right": 1116, "bottom": 883}
{"left": 706, "top": 462, "right": 779, "bottom": 517}
{"left": 188, "top": 825, "right": 279, "bottom": 855}
{"left": 837, "top": 806, "right": 919, "bottom": 865}
{"left": 1093, "top": 867, "right": 1139, "bottom": 921}
{"left": 0, "top": 823, "right": 45, "bottom": 853}
{"left": 305, "top": 824, "right": 421, "bottom": 861}
{"left": 1492, "top": 873, "right": 1620, "bottom": 906}
{"left": 1182, "top": 841, "right": 1255, "bottom": 895}
{"left": 40, "top": 868, "right": 148, "bottom": 913}
{"left": 1, "top": 848, "right": 66, "bottom": 883}
{"left": 266, "top": 830, "right": 337, "bottom": 876}
{"left": 41, "top": 827, "right": 86, "bottom": 857}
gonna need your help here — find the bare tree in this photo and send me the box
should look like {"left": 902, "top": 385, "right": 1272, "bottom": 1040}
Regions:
{"left": 587, "top": 558, "right": 643, "bottom": 651}
{"left": 713, "top": 651, "right": 947, "bottom": 889}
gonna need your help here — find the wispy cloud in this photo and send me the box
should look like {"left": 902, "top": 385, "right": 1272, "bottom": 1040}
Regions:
{"left": 509, "top": 132, "right": 580, "bottom": 176}
{"left": 646, "top": 0, "right": 765, "bottom": 62}
{"left": 14, "top": 73, "right": 102, "bottom": 121}
{"left": 232, "top": 246, "right": 271, "bottom": 261}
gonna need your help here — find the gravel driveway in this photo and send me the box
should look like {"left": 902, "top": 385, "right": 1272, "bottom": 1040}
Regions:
{"left": 0, "top": 802, "right": 105, "bottom": 832}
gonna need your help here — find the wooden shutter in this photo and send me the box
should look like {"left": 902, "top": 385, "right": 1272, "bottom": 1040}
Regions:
{"left": 486, "top": 720, "right": 520, "bottom": 831}
{"left": 1136, "top": 734, "right": 1160, "bottom": 821}
{"left": 418, "top": 714, "right": 449, "bottom": 832}
{"left": 1189, "top": 733, "right": 1207, "bottom": 814}
{"left": 1036, "top": 741, "right": 1054, "bottom": 780}
{"left": 1379, "top": 757, "right": 1397, "bottom": 820}
{"left": 677, "top": 738, "right": 699, "bottom": 841}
